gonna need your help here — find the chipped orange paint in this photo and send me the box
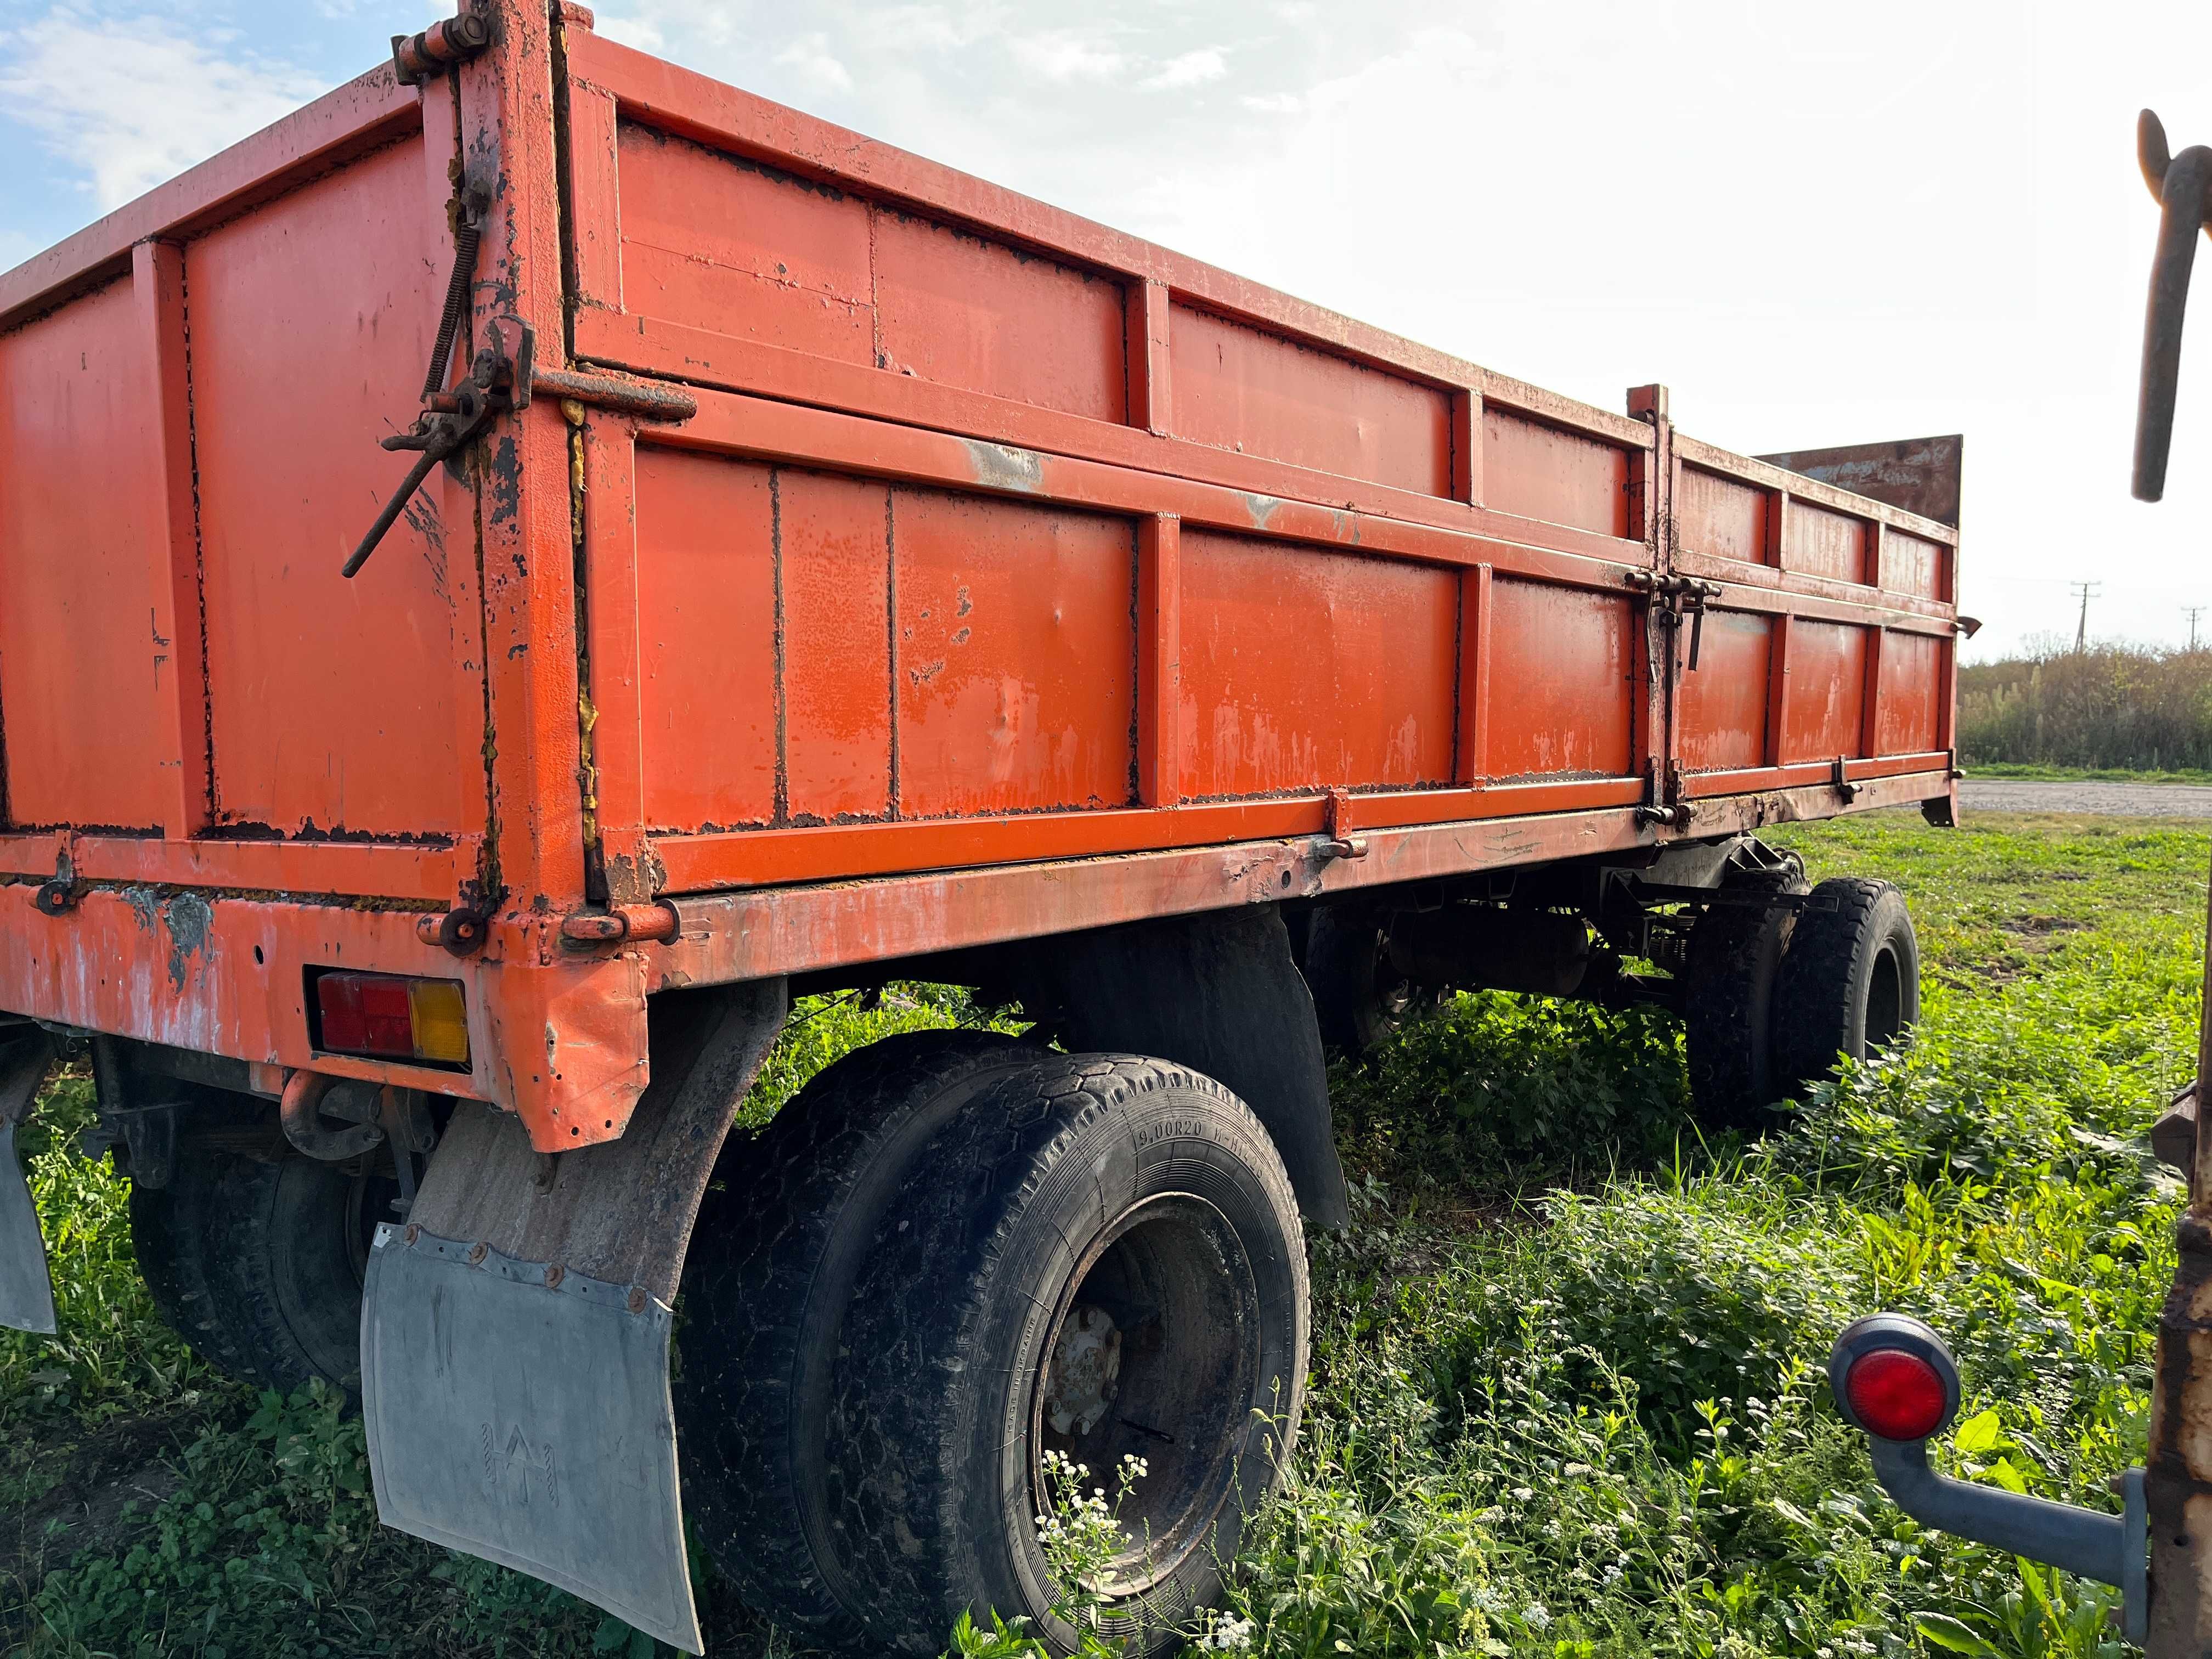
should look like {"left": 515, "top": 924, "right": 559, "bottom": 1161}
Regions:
{"left": 0, "top": 0, "right": 1960, "bottom": 1156}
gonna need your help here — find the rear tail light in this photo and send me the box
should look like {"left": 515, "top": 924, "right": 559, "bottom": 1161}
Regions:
{"left": 314, "top": 972, "right": 470, "bottom": 1067}
{"left": 1843, "top": 1348, "right": 1949, "bottom": 1441}
{"left": 1829, "top": 1313, "right": 1961, "bottom": 1442}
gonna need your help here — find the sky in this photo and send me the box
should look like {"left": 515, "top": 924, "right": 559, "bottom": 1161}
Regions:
{"left": 4, "top": 0, "right": 2211, "bottom": 662}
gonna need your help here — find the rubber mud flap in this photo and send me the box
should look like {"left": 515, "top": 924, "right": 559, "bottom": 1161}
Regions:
{"left": 357, "top": 978, "right": 789, "bottom": 1656}
{"left": 0, "top": 1034, "right": 56, "bottom": 1335}
{"left": 362, "top": 1225, "right": 697, "bottom": 1650}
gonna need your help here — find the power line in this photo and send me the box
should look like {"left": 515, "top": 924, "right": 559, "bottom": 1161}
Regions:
{"left": 2071, "top": 582, "right": 2103, "bottom": 651}
{"left": 2188, "top": 606, "right": 2208, "bottom": 651}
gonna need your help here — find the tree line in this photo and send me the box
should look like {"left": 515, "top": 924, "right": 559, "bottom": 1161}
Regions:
{"left": 1959, "top": 639, "right": 2212, "bottom": 771}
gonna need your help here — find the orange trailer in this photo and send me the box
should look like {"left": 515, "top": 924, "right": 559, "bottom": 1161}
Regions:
{"left": 0, "top": 4, "right": 1962, "bottom": 1651}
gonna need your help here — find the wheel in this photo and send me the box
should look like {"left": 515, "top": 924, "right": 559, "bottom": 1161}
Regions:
{"left": 674, "top": 1029, "right": 1041, "bottom": 1640}
{"left": 132, "top": 1143, "right": 398, "bottom": 1398}
{"left": 131, "top": 1147, "right": 257, "bottom": 1382}
{"left": 826, "top": 1053, "right": 1308, "bottom": 1656}
{"left": 1301, "top": 905, "right": 1434, "bottom": 1057}
{"left": 1773, "top": 877, "right": 1920, "bottom": 1092}
{"left": 1681, "top": 865, "right": 1807, "bottom": 1127}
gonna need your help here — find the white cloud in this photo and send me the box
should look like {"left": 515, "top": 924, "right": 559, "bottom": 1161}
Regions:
{"left": 0, "top": 10, "right": 324, "bottom": 211}
{"left": 1143, "top": 47, "right": 1227, "bottom": 91}
{"left": 1011, "top": 32, "right": 1127, "bottom": 82}
{"left": 594, "top": 12, "right": 667, "bottom": 50}
{"left": 775, "top": 30, "right": 854, "bottom": 92}
{"left": 873, "top": 3, "right": 1006, "bottom": 51}
{"left": 1240, "top": 91, "right": 1302, "bottom": 113}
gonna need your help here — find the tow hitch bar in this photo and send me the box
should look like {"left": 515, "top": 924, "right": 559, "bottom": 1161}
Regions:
{"left": 1829, "top": 1314, "right": 2148, "bottom": 1643}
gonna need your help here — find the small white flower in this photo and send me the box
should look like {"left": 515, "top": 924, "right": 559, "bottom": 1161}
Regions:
{"left": 1523, "top": 1602, "right": 1552, "bottom": 1632}
{"left": 1199, "top": 1613, "right": 1256, "bottom": 1651}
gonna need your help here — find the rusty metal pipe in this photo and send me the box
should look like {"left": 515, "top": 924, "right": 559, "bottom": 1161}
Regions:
{"left": 529, "top": 369, "right": 698, "bottom": 424}
{"left": 280, "top": 1069, "right": 385, "bottom": 1162}
{"left": 560, "top": 904, "right": 680, "bottom": 946}
{"left": 2134, "top": 111, "right": 2212, "bottom": 503}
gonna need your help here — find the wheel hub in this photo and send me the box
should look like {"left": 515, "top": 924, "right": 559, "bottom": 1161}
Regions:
{"left": 1042, "top": 1302, "right": 1121, "bottom": 1436}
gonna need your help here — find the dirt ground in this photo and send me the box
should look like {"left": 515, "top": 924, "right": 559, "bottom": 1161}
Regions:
{"left": 1959, "top": 778, "right": 2212, "bottom": 817}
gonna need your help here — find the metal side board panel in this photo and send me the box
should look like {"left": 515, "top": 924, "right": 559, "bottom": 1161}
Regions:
{"left": 361, "top": 1226, "right": 700, "bottom": 1651}
{"left": 0, "top": 1034, "right": 57, "bottom": 1336}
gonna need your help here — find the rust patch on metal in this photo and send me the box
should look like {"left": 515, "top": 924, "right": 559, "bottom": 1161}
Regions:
{"left": 964, "top": 439, "right": 1045, "bottom": 494}
{"left": 160, "top": 890, "right": 213, "bottom": 993}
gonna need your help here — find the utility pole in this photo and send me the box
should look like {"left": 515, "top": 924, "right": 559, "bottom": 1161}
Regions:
{"left": 2072, "top": 581, "right": 2102, "bottom": 650}
{"left": 2188, "top": 606, "right": 2207, "bottom": 651}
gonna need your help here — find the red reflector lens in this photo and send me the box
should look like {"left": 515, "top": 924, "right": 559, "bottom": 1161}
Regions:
{"left": 1845, "top": 1348, "right": 1948, "bottom": 1441}
{"left": 317, "top": 973, "right": 415, "bottom": 1059}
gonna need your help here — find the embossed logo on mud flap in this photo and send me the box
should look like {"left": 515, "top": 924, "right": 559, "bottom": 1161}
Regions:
{"left": 482, "top": 1420, "right": 559, "bottom": 1509}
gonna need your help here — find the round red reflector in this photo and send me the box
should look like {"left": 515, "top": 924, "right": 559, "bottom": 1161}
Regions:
{"left": 1845, "top": 1347, "right": 1948, "bottom": 1440}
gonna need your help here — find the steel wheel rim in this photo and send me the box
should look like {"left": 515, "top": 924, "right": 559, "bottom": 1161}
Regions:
{"left": 1026, "top": 1191, "right": 1262, "bottom": 1606}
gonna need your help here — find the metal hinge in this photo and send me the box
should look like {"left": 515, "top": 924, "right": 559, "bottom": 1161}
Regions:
{"left": 392, "top": 12, "right": 492, "bottom": 85}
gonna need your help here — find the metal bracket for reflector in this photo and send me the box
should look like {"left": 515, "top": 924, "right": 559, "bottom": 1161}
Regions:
{"left": 1830, "top": 1314, "right": 2147, "bottom": 1643}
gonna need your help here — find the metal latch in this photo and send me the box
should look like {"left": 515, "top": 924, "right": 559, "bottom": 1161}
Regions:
{"left": 1623, "top": 571, "right": 1723, "bottom": 670}
{"left": 346, "top": 317, "right": 532, "bottom": 578}
{"left": 1831, "top": 754, "right": 1861, "bottom": 803}
{"left": 1634, "top": 761, "right": 1690, "bottom": 830}
{"left": 1319, "top": 788, "right": 1368, "bottom": 862}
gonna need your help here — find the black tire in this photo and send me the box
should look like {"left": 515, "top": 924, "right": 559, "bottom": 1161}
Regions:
{"left": 674, "top": 1029, "right": 1041, "bottom": 1641}
{"left": 827, "top": 1054, "right": 1309, "bottom": 1656}
{"left": 1681, "top": 866, "right": 1807, "bottom": 1127}
{"left": 131, "top": 1147, "right": 257, "bottom": 1382}
{"left": 131, "top": 1145, "right": 396, "bottom": 1398}
{"left": 1301, "top": 906, "right": 1433, "bottom": 1057}
{"left": 1773, "top": 877, "right": 1921, "bottom": 1093}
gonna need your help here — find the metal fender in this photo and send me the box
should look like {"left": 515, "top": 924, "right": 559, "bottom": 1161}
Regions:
{"left": 360, "top": 978, "right": 788, "bottom": 1652}
{"left": 0, "top": 1030, "right": 57, "bottom": 1335}
{"left": 1012, "top": 903, "right": 1351, "bottom": 1230}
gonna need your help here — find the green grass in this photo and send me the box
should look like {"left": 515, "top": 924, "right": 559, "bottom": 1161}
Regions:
{"left": 3, "top": 811, "right": 2204, "bottom": 1657}
{"left": 1962, "top": 761, "right": 2212, "bottom": 787}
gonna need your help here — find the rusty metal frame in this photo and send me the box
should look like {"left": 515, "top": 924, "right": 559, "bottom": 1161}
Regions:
{"left": 644, "top": 768, "right": 1943, "bottom": 992}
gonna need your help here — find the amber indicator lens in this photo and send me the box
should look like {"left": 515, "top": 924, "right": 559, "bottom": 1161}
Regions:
{"left": 314, "top": 972, "right": 470, "bottom": 1068}
{"left": 1844, "top": 1347, "right": 1948, "bottom": 1441}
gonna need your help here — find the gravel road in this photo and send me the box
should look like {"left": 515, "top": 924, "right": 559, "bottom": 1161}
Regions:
{"left": 1959, "top": 780, "right": 2212, "bottom": 818}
